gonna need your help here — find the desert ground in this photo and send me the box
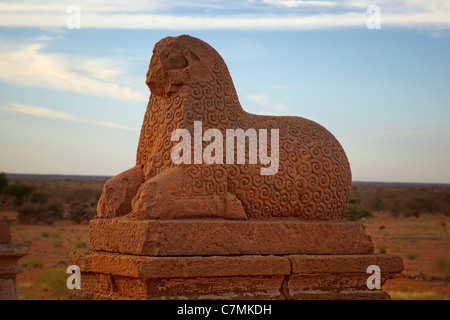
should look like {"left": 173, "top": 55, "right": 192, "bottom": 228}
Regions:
{"left": 364, "top": 212, "right": 449, "bottom": 299}
{"left": 1, "top": 175, "right": 449, "bottom": 300}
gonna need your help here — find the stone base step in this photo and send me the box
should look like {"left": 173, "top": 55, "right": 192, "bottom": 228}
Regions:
{"left": 69, "top": 251, "right": 403, "bottom": 300}
{"left": 89, "top": 218, "right": 375, "bottom": 256}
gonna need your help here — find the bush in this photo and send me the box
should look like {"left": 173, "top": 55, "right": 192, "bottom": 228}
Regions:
{"left": 65, "top": 187, "right": 98, "bottom": 203}
{"left": 343, "top": 197, "right": 372, "bottom": 221}
{"left": 0, "top": 172, "right": 8, "bottom": 192}
{"left": 29, "top": 190, "right": 48, "bottom": 204}
{"left": 352, "top": 184, "right": 450, "bottom": 217}
{"left": 404, "top": 197, "right": 436, "bottom": 217}
{"left": 17, "top": 201, "right": 64, "bottom": 225}
{"left": 405, "top": 250, "right": 419, "bottom": 260}
{"left": 69, "top": 201, "right": 95, "bottom": 224}
{"left": 40, "top": 201, "right": 64, "bottom": 225}
{"left": 16, "top": 204, "right": 39, "bottom": 224}
{"left": 3, "top": 182, "right": 33, "bottom": 207}
{"left": 40, "top": 231, "right": 50, "bottom": 238}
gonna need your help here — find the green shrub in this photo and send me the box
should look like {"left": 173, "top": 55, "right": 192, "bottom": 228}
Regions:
{"left": 17, "top": 201, "right": 64, "bottom": 225}
{"left": 405, "top": 250, "right": 419, "bottom": 260}
{"left": 29, "top": 190, "right": 48, "bottom": 204}
{"left": 40, "top": 201, "right": 64, "bottom": 225}
{"left": 3, "top": 182, "right": 33, "bottom": 207}
{"left": 343, "top": 197, "right": 372, "bottom": 221}
{"left": 65, "top": 187, "right": 97, "bottom": 203}
{"left": 40, "top": 231, "right": 50, "bottom": 238}
{"left": 69, "top": 201, "right": 95, "bottom": 224}
{"left": 0, "top": 172, "right": 8, "bottom": 192}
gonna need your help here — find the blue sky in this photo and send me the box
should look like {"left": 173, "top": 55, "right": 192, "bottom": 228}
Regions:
{"left": 0, "top": 0, "right": 449, "bottom": 183}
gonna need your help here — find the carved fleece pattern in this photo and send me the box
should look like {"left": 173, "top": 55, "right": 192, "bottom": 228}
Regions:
{"left": 134, "top": 35, "right": 351, "bottom": 220}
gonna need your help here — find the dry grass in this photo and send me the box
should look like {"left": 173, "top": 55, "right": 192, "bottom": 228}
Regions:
{"left": 51, "top": 232, "right": 63, "bottom": 248}
{"left": 73, "top": 234, "right": 87, "bottom": 249}
{"left": 17, "top": 282, "right": 33, "bottom": 290}
{"left": 376, "top": 243, "right": 387, "bottom": 254}
{"left": 434, "top": 256, "right": 450, "bottom": 277}
{"left": 389, "top": 291, "right": 440, "bottom": 300}
{"left": 40, "top": 267, "right": 73, "bottom": 299}
{"left": 22, "top": 255, "right": 45, "bottom": 269}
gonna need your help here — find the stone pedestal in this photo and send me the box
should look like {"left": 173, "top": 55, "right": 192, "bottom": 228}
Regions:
{"left": 70, "top": 218, "right": 403, "bottom": 300}
{"left": 0, "top": 222, "right": 29, "bottom": 300}
{"left": 69, "top": 251, "right": 402, "bottom": 300}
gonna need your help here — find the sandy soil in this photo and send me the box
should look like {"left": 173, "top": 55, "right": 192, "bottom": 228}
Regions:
{"left": 363, "top": 212, "right": 450, "bottom": 299}
{"left": 3, "top": 210, "right": 89, "bottom": 300}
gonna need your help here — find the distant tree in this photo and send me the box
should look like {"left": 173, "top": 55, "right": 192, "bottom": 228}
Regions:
{"left": 0, "top": 172, "right": 8, "bottom": 192}
{"left": 17, "top": 200, "right": 64, "bottom": 225}
{"left": 371, "top": 195, "right": 384, "bottom": 211}
{"left": 343, "top": 197, "right": 373, "bottom": 221}
{"left": 389, "top": 198, "right": 403, "bottom": 217}
{"left": 73, "top": 187, "right": 96, "bottom": 202}
{"left": 89, "top": 200, "right": 98, "bottom": 209}
{"left": 40, "top": 201, "right": 64, "bottom": 225}
{"left": 64, "top": 186, "right": 98, "bottom": 203}
{"left": 29, "top": 190, "right": 48, "bottom": 204}
{"left": 2, "top": 182, "right": 33, "bottom": 207}
{"left": 404, "top": 196, "right": 437, "bottom": 217}
{"left": 441, "top": 193, "right": 450, "bottom": 216}
{"left": 441, "top": 193, "right": 450, "bottom": 206}
{"left": 16, "top": 203, "right": 39, "bottom": 224}
{"left": 69, "top": 201, "right": 95, "bottom": 224}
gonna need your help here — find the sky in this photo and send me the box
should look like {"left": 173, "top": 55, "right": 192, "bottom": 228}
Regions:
{"left": 0, "top": 0, "right": 449, "bottom": 183}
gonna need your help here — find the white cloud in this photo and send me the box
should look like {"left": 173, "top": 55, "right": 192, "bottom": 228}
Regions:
{"left": 0, "top": 1, "right": 163, "bottom": 13}
{"left": 31, "top": 35, "right": 64, "bottom": 42}
{"left": 246, "top": 92, "right": 292, "bottom": 115}
{"left": 0, "top": 10, "right": 448, "bottom": 31}
{"left": 261, "top": 0, "right": 336, "bottom": 8}
{"left": 0, "top": 41, "right": 147, "bottom": 102}
{"left": 0, "top": 0, "right": 448, "bottom": 30}
{"left": 247, "top": 92, "right": 270, "bottom": 106}
{"left": 0, "top": 0, "right": 228, "bottom": 14}
{"left": 246, "top": 92, "right": 322, "bottom": 121}
{"left": 5, "top": 102, "right": 138, "bottom": 131}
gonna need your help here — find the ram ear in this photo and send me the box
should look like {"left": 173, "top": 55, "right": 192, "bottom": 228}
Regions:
{"left": 183, "top": 48, "right": 200, "bottom": 63}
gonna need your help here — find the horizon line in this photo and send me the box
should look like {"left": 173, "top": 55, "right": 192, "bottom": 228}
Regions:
{"left": 3, "top": 172, "right": 450, "bottom": 186}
